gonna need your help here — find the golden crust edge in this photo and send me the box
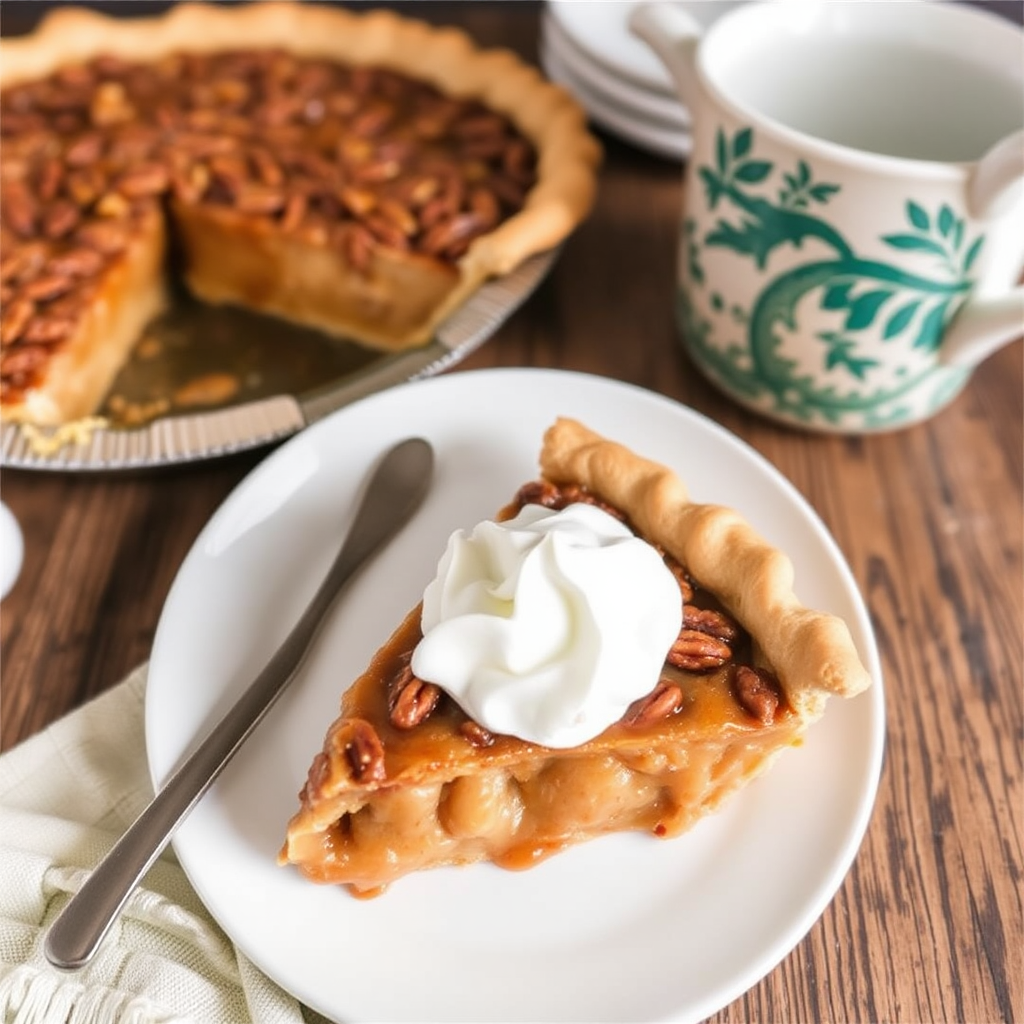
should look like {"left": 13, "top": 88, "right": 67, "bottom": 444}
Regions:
{"left": 539, "top": 417, "right": 874, "bottom": 713}
{"left": 0, "top": 1, "right": 601, "bottom": 355}
{"left": 1, "top": 212, "right": 169, "bottom": 426}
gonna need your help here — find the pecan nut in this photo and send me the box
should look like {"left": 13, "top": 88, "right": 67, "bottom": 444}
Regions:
{"left": 249, "top": 147, "right": 284, "bottom": 187}
{"left": 2, "top": 185, "right": 36, "bottom": 237}
{"left": 234, "top": 183, "right": 286, "bottom": 215}
{"left": 76, "top": 221, "right": 130, "bottom": 254}
{"left": 342, "top": 223, "right": 375, "bottom": 274}
{"left": 420, "top": 212, "right": 483, "bottom": 257}
{"left": 48, "top": 247, "right": 106, "bottom": 278}
{"left": 1, "top": 343, "right": 49, "bottom": 377}
{"left": 682, "top": 604, "right": 740, "bottom": 644}
{"left": 0, "top": 243, "right": 46, "bottom": 285}
{"left": 363, "top": 211, "right": 409, "bottom": 250}
{"left": 341, "top": 719, "right": 386, "bottom": 782}
{"left": 622, "top": 681, "right": 683, "bottom": 728}
{"left": 513, "top": 479, "right": 627, "bottom": 523}
{"left": 514, "top": 479, "right": 562, "bottom": 509}
{"left": 0, "top": 298, "right": 35, "bottom": 346}
{"left": 459, "top": 720, "right": 495, "bottom": 748}
{"left": 41, "top": 200, "right": 81, "bottom": 240}
{"left": 21, "top": 316, "right": 75, "bottom": 345}
{"left": 338, "top": 185, "right": 377, "bottom": 218}
{"left": 35, "top": 158, "right": 64, "bottom": 202}
{"left": 21, "top": 274, "right": 75, "bottom": 303}
{"left": 64, "top": 132, "right": 104, "bottom": 167}
{"left": 116, "top": 162, "right": 170, "bottom": 198}
{"left": 279, "top": 192, "right": 307, "bottom": 232}
{"left": 388, "top": 661, "right": 441, "bottom": 730}
{"left": 666, "top": 629, "right": 732, "bottom": 672}
{"left": 732, "top": 665, "right": 782, "bottom": 725}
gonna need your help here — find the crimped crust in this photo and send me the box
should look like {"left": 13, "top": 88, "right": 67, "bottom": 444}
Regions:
{"left": 540, "top": 418, "right": 873, "bottom": 715}
{"left": 0, "top": 3, "right": 600, "bottom": 423}
{"left": 0, "top": 1, "right": 600, "bottom": 337}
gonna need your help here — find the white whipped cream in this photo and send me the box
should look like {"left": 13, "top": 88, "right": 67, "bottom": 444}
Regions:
{"left": 411, "top": 502, "right": 683, "bottom": 748}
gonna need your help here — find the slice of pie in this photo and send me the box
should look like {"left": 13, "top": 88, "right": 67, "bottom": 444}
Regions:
{"left": 0, "top": 3, "right": 599, "bottom": 424}
{"left": 280, "top": 418, "right": 873, "bottom": 896}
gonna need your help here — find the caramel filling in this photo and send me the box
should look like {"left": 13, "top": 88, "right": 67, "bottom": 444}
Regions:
{"left": 0, "top": 49, "right": 537, "bottom": 404}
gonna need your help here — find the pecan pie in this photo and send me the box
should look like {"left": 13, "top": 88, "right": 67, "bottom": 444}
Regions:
{"left": 280, "top": 418, "right": 873, "bottom": 896}
{"left": 0, "top": 3, "right": 599, "bottom": 424}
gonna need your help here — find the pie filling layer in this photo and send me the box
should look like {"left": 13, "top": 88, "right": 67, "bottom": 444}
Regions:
{"left": 279, "top": 416, "right": 877, "bottom": 898}
{"left": 1, "top": 5, "right": 598, "bottom": 424}
{"left": 285, "top": 600, "right": 805, "bottom": 897}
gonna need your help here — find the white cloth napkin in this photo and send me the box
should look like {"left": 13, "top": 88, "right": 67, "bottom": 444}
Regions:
{"left": 0, "top": 664, "right": 330, "bottom": 1024}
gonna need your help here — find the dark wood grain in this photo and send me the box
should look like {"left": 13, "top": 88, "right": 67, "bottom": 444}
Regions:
{"left": 1, "top": 4, "right": 1021, "bottom": 1023}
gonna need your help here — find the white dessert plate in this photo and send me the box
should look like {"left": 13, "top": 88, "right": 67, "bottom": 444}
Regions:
{"left": 542, "top": 9, "right": 691, "bottom": 130}
{"left": 146, "top": 368, "right": 885, "bottom": 1024}
{"left": 547, "top": 0, "right": 745, "bottom": 97}
{"left": 541, "top": 42, "right": 692, "bottom": 160}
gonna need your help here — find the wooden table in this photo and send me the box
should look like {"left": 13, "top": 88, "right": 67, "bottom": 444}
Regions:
{"left": 2, "top": 4, "right": 1021, "bottom": 1022}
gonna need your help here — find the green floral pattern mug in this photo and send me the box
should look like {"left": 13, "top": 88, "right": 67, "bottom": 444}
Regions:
{"left": 632, "top": 1, "right": 1024, "bottom": 433}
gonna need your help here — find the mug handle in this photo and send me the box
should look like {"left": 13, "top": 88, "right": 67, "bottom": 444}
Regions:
{"left": 628, "top": 2, "right": 704, "bottom": 109}
{"left": 942, "top": 130, "right": 1024, "bottom": 368}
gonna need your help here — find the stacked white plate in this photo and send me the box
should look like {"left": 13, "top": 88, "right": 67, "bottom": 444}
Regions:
{"left": 541, "top": 1, "right": 743, "bottom": 161}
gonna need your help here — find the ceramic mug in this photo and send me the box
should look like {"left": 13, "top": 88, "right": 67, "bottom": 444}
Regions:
{"left": 631, "top": 1, "right": 1024, "bottom": 433}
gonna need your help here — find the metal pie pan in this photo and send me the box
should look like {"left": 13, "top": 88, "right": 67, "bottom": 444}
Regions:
{"left": 1, "top": 250, "right": 556, "bottom": 472}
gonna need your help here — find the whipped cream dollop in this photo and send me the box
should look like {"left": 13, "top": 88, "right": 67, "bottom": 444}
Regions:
{"left": 411, "top": 502, "right": 683, "bottom": 748}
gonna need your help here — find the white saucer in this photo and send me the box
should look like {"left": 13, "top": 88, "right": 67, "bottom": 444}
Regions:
{"left": 542, "top": 8, "right": 690, "bottom": 131}
{"left": 0, "top": 501, "right": 24, "bottom": 600}
{"left": 541, "top": 39, "right": 691, "bottom": 160}
{"left": 547, "top": 0, "right": 745, "bottom": 97}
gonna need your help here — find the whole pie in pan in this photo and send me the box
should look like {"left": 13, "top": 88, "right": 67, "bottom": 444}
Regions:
{"left": 0, "top": 3, "right": 599, "bottom": 424}
{"left": 280, "top": 418, "right": 873, "bottom": 896}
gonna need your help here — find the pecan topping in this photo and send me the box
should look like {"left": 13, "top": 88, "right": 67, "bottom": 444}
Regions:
{"left": 459, "top": 720, "right": 495, "bottom": 748}
{"left": 622, "top": 681, "right": 683, "bottom": 728}
{"left": 0, "top": 298, "right": 35, "bottom": 346}
{"left": 341, "top": 719, "right": 386, "bottom": 782}
{"left": 388, "top": 660, "right": 441, "bottom": 730}
{"left": 682, "top": 604, "right": 740, "bottom": 644}
{"left": 732, "top": 665, "right": 782, "bottom": 725}
{"left": 35, "top": 158, "right": 63, "bottom": 202}
{"left": 343, "top": 224, "right": 375, "bottom": 274}
{"left": 64, "top": 132, "right": 104, "bottom": 167}
{"left": 21, "top": 274, "right": 74, "bottom": 303}
{"left": 512, "top": 479, "right": 626, "bottom": 522}
{"left": 2, "top": 183, "right": 36, "bottom": 237}
{"left": 116, "top": 163, "right": 171, "bottom": 198}
{"left": 666, "top": 630, "right": 732, "bottom": 672}
{"left": 556, "top": 482, "right": 627, "bottom": 521}
{"left": 514, "top": 479, "right": 562, "bottom": 509}
{"left": 41, "top": 201, "right": 81, "bottom": 240}
{"left": 47, "top": 247, "right": 105, "bottom": 279}
{"left": 75, "top": 221, "right": 130, "bottom": 255}
{"left": 22, "top": 316, "right": 74, "bottom": 345}
{"left": 0, "top": 46, "right": 539, "bottom": 406}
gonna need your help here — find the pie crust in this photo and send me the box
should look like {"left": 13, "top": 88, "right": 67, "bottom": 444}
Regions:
{"left": 280, "top": 418, "right": 872, "bottom": 895}
{"left": 0, "top": 3, "right": 600, "bottom": 424}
